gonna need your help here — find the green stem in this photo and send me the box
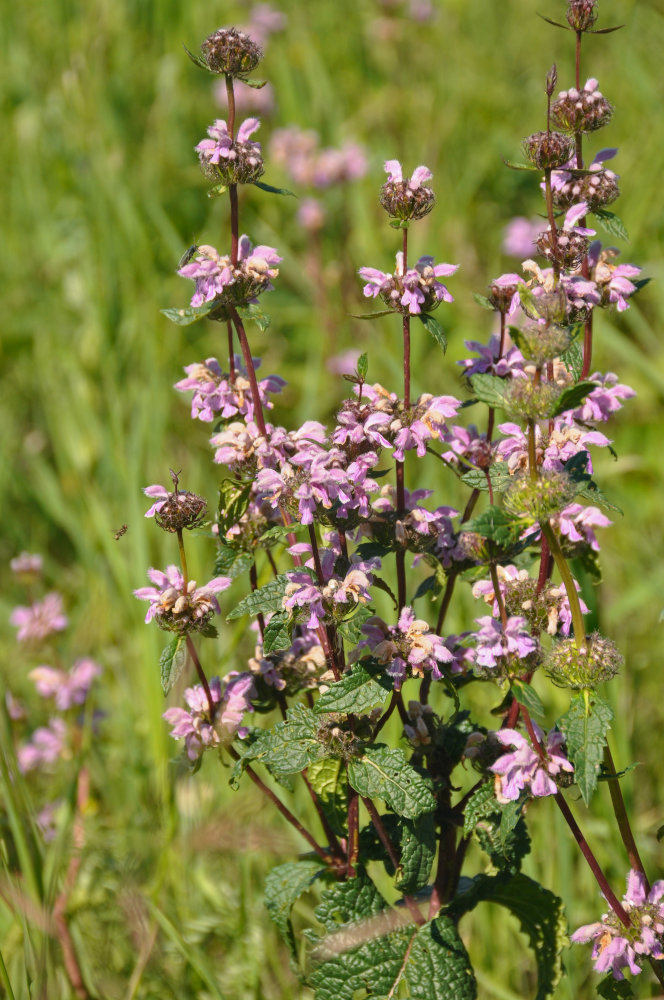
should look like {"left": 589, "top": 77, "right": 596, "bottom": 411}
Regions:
{"left": 540, "top": 521, "right": 586, "bottom": 647}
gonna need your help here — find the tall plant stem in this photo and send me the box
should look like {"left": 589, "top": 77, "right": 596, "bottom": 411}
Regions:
{"left": 346, "top": 791, "right": 359, "bottom": 877}
{"left": 227, "top": 320, "right": 236, "bottom": 385}
{"left": 249, "top": 562, "right": 265, "bottom": 640}
{"left": 230, "top": 307, "right": 267, "bottom": 437}
{"left": 307, "top": 524, "right": 342, "bottom": 680}
{"left": 176, "top": 529, "right": 189, "bottom": 590}
{"left": 53, "top": 768, "right": 91, "bottom": 1000}
{"left": 540, "top": 522, "right": 586, "bottom": 647}
{"left": 362, "top": 798, "right": 425, "bottom": 926}
{"left": 520, "top": 708, "right": 630, "bottom": 927}
{"left": 301, "top": 770, "right": 345, "bottom": 861}
{"left": 185, "top": 636, "right": 215, "bottom": 719}
{"left": 225, "top": 74, "right": 239, "bottom": 266}
{"left": 228, "top": 747, "right": 333, "bottom": 865}
{"left": 603, "top": 743, "right": 649, "bottom": 886}
{"left": 395, "top": 226, "right": 410, "bottom": 611}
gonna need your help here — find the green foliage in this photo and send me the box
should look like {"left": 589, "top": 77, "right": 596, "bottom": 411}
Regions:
{"left": 214, "top": 544, "right": 254, "bottom": 578}
{"left": 347, "top": 746, "right": 436, "bottom": 819}
{"left": 394, "top": 812, "right": 437, "bottom": 894}
{"left": 550, "top": 381, "right": 598, "bottom": 419}
{"left": 512, "top": 678, "right": 545, "bottom": 718}
{"left": 252, "top": 180, "right": 297, "bottom": 197}
{"left": 469, "top": 373, "right": 509, "bottom": 409}
{"left": 419, "top": 312, "right": 448, "bottom": 353}
{"left": 262, "top": 610, "right": 293, "bottom": 653}
{"left": 315, "top": 661, "right": 392, "bottom": 715}
{"left": 307, "top": 758, "right": 349, "bottom": 836}
{"left": 460, "top": 461, "right": 512, "bottom": 494}
{"left": 464, "top": 506, "right": 523, "bottom": 545}
{"left": 309, "top": 876, "right": 477, "bottom": 1000}
{"left": 597, "top": 977, "right": 635, "bottom": 998}
{"left": 337, "top": 604, "right": 374, "bottom": 647}
{"left": 558, "top": 692, "right": 614, "bottom": 805}
{"left": 450, "top": 874, "right": 567, "bottom": 1000}
{"left": 231, "top": 704, "right": 328, "bottom": 785}
{"left": 593, "top": 209, "right": 629, "bottom": 242}
{"left": 237, "top": 302, "right": 272, "bottom": 331}
{"left": 218, "top": 480, "right": 253, "bottom": 536}
{"left": 227, "top": 573, "right": 292, "bottom": 620}
{"left": 464, "top": 783, "right": 531, "bottom": 875}
{"left": 265, "top": 860, "right": 323, "bottom": 968}
{"left": 159, "top": 635, "right": 187, "bottom": 694}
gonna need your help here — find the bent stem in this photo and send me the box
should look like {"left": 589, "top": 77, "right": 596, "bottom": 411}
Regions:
{"left": 603, "top": 743, "right": 649, "bottom": 886}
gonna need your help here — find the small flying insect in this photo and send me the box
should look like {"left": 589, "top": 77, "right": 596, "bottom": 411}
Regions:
{"left": 178, "top": 244, "right": 199, "bottom": 268}
{"left": 113, "top": 524, "right": 128, "bottom": 540}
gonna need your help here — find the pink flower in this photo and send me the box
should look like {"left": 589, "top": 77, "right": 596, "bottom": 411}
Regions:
{"left": 490, "top": 725, "right": 573, "bottom": 801}
{"left": 10, "top": 593, "right": 68, "bottom": 643}
{"left": 18, "top": 719, "right": 68, "bottom": 773}
{"left": 29, "top": 659, "right": 101, "bottom": 710}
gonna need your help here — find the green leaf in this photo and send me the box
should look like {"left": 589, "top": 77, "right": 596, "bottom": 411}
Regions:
{"left": 237, "top": 302, "right": 271, "bottom": 331}
{"left": 160, "top": 636, "right": 187, "bottom": 695}
{"left": 161, "top": 301, "right": 219, "bottom": 326}
{"left": 336, "top": 604, "right": 374, "bottom": 648}
{"left": 449, "top": 874, "right": 566, "bottom": 1000}
{"left": 413, "top": 571, "right": 444, "bottom": 602}
{"left": 503, "top": 158, "right": 541, "bottom": 172}
{"left": 309, "top": 877, "right": 476, "bottom": 1000}
{"left": 214, "top": 544, "right": 254, "bottom": 579}
{"left": 182, "top": 43, "right": 208, "bottom": 70}
{"left": 473, "top": 293, "right": 494, "bottom": 311}
{"left": 463, "top": 782, "right": 499, "bottom": 837}
{"left": 252, "top": 179, "right": 296, "bottom": 197}
{"left": 233, "top": 704, "right": 327, "bottom": 781}
{"left": 218, "top": 480, "right": 253, "bottom": 535}
{"left": 394, "top": 813, "right": 436, "bottom": 894}
{"left": 389, "top": 218, "right": 410, "bottom": 229}
{"left": 597, "top": 975, "right": 635, "bottom": 998}
{"left": 558, "top": 692, "right": 613, "bottom": 805}
{"left": 227, "top": 572, "right": 292, "bottom": 620}
{"left": 371, "top": 575, "right": 398, "bottom": 608}
{"left": 550, "top": 380, "right": 597, "bottom": 418}
{"left": 315, "top": 661, "right": 392, "bottom": 716}
{"left": 589, "top": 24, "right": 625, "bottom": 34}
{"left": 351, "top": 309, "right": 395, "bottom": 320}
{"left": 464, "top": 784, "right": 531, "bottom": 875}
{"left": 239, "top": 76, "right": 268, "bottom": 88}
{"left": 347, "top": 746, "right": 436, "bottom": 819}
{"left": 563, "top": 453, "right": 623, "bottom": 514}
{"left": 419, "top": 312, "right": 447, "bottom": 353}
{"left": 307, "top": 757, "right": 349, "bottom": 837}
{"left": 536, "top": 14, "right": 570, "bottom": 29}
{"left": 357, "top": 352, "right": 368, "bottom": 380}
{"left": 469, "top": 373, "right": 509, "bottom": 409}
{"left": 460, "top": 462, "right": 512, "bottom": 494}
{"left": 265, "top": 860, "right": 323, "bottom": 968}
{"left": 561, "top": 339, "right": 584, "bottom": 381}
{"left": 593, "top": 209, "right": 629, "bottom": 241}
{"left": 258, "top": 522, "right": 301, "bottom": 545}
{"left": 512, "top": 678, "right": 544, "bottom": 718}
{"left": 263, "top": 610, "right": 293, "bottom": 653}
{"left": 464, "top": 506, "right": 523, "bottom": 546}
{"left": 207, "top": 182, "right": 228, "bottom": 198}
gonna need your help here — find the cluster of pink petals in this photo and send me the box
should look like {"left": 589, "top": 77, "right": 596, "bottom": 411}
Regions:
{"left": 10, "top": 552, "right": 43, "bottom": 575}
{"left": 175, "top": 356, "right": 286, "bottom": 423}
{"left": 490, "top": 724, "right": 573, "bottom": 801}
{"left": 133, "top": 566, "right": 231, "bottom": 625}
{"left": 556, "top": 503, "right": 611, "bottom": 552}
{"left": 359, "top": 251, "right": 458, "bottom": 315}
{"left": 29, "top": 659, "right": 101, "bottom": 711}
{"left": 472, "top": 564, "right": 588, "bottom": 637}
{"left": 163, "top": 673, "right": 256, "bottom": 761}
{"left": 496, "top": 420, "right": 610, "bottom": 475}
{"left": 269, "top": 126, "right": 367, "bottom": 189}
{"left": 359, "top": 606, "right": 454, "bottom": 690}
{"left": 178, "top": 237, "right": 281, "bottom": 308}
{"left": 10, "top": 593, "right": 68, "bottom": 643}
{"left": 196, "top": 117, "right": 262, "bottom": 166}
{"left": 472, "top": 615, "right": 539, "bottom": 669}
{"left": 18, "top": 718, "right": 68, "bottom": 773}
{"left": 571, "top": 870, "right": 664, "bottom": 980}
{"left": 457, "top": 336, "right": 524, "bottom": 378}
{"left": 383, "top": 159, "right": 432, "bottom": 191}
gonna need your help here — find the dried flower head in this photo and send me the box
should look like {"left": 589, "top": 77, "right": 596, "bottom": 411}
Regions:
{"left": 566, "top": 0, "right": 598, "bottom": 32}
{"left": 523, "top": 131, "right": 575, "bottom": 170}
{"left": 551, "top": 150, "right": 620, "bottom": 213}
{"left": 200, "top": 27, "right": 263, "bottom": 76}
{"left": 536, "top": 203, "right": 595, "bottom": 271}
{"left": 545, "top": 632, "right": 623, "bottom": 689}
{"left": 379, "top": 160, "right": 435, "bottom": 221}
{"left": 144, "top": 478, "right": 208, "bottom": 533}
{"left": 552, "top": 79, "right": 613, "bottom": 134}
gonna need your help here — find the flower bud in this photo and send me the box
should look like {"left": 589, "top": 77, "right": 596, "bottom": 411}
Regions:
{"left": 545, "top": 633, "right": 623, "bottom": 689}
{"left": 155, "top": 491, "right": 208, "bottom": 533}
{"left": 503, "top": 470, "right": 576, "bottom": 522}
{"left": 504, "top": 379, "right": 561, "bottom": 422}
{"left": 552, "top": 80, "right": 613, "bottom": 134}
{"left": 523, "top": 131, "right": 575, "bottom": 170}
{"left": 201, "top": 27, "right": 263, "bottom": 76}
{"left": 536, "top": 228, "right": 590, "bottom": 271}
{"left": 379, "top": 161, "right": 435, "bottom": 222}
{"left": 566, "top": 1, "right": 599, "bottom": 32}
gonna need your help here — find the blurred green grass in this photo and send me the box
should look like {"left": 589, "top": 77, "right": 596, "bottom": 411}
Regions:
{"left": 1, "top": 0, "right": 664, "bottom": 996}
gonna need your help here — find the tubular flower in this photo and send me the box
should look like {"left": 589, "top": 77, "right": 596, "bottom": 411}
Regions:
{"left": 196, "top": 117, "right": 264, "bottom": 185}
{"left": 163, "top": 673, "right": 256, "bottom": 760}
{"left": 571, "top": 870, "right": 664, "bottom": 980}
{"left": 490, "top": 725, "right": 574, "bottom": 801}
{"left": 359, "top": 606, "right": 454, "bottom": 690}
{"left": 359, "top": 251, "right": 458, "bottom": 316}
{"left": 10, "top": 593, "right": 68, "bottom": 644}
{"left": 178, "top": 237, "right": 281, "bottom": 315}
{"left": 175, "top": 355, "right": 285, "bottom": 423}
{"left": 134, "top": 566, "right": 231, "bottom": 635}
{"left": 379, "top": 159, "right": 435, "bottom": 221}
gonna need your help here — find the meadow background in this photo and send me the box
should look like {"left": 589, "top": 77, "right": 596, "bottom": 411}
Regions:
{"left": 2, "top": 0, "right": 664, "bottom": 996}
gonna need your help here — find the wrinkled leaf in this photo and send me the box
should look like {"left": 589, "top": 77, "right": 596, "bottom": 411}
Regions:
{"left": 512, "top": 678, "right": 544, "bottom": 718}
{"left": 461, "top": 462, "right": 512, "bottom": 494}
{"left": 161, "top": 301, "right": 219, "bottom": 326}
{"left": 231, "top": 704, "right": 327, "bottom": 783}
{"left": 597, "top": 974, "right": 635, "bottom": 997}
{"left": 337, "top": 604, "right": 374, "bottom": 649}
{"left": 227, "top": 573, "right": 292, "bottom": 620}
{"left": 550, "top": 380, "right": 597, "bottom": 418}
{"left": 473, "top": 293, "right": 494, "bottom": 311}
{"left": 263, "top": 610, "right": 293, "bottom": 653}
{"left": 237, "top": 302, "right": 271, "bottom": 331}
{"left": 347, "top": 745, "right": 436, "bottom": 819}
{"left": 214, "top": 544, "right": 254, "bottom": 579}
{"left": 469, "top": 373, "right": 509, "bottom": 409}
{"left": 218, "top": 480, "right": 253, "bottom": 535}
{"left": 464, "top": 506, "right": 523, "bottom": 545}
{"left": 593, "top": 208, "right": 629, "bottom": 242}
{"left": 315, "top": 661, "right": 392, "bottom": 716}
{"left": 558, "top": 692, "right": 613, "bottom": 805}
{"left": 265, "top": 860, "right": 323, "bottom": 969}
{"left": 307, "top": 757, "right": 349, "bottom": 837}
{"left": 394, "top": 812, "right": 436, "bottom": 894}
{"left": 183, "top": 43, "right": 208, "bottom": 70}
{"left": 160, "top": 636, "right": 187, "bottom": 695}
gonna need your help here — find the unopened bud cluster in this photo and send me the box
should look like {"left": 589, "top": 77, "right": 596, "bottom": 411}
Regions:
{"left": 503, "top": 470, "right": 576, "bottom": 522}
{"left": 514, "top": 321, "right": 571, "bottom": 366}
{"left": 201, "top": 27, "right": 262, "bottom": 76}
{"left": 155, "top": 490, "right": 207, "bottom": 533}
{"left": 552, "top": 80, "right": 613, "bottom": 134}
{"left": 546, "top": 633, "right": 623, "bottom": 689}
{"left": 552, "top": 167, "right": 619, "bottom": 212}
{"left": 566, "top": 0, "right": 598, "bottom": 31}
{"left": 536, "top": 226, "right": 590, "bottom": 271}
{"left": 380, "top": 177, "right": 435, "bottom": 222}
{"left": 504, "top": 378, "right": 561, "bottom": 422}
{"left": 523, "top": 131, "right": 575, "bottom": 170}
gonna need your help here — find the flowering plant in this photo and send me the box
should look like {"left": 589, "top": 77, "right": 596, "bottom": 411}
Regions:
{"left": 136, "top": 4, "right": 660, "bottom": 997}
